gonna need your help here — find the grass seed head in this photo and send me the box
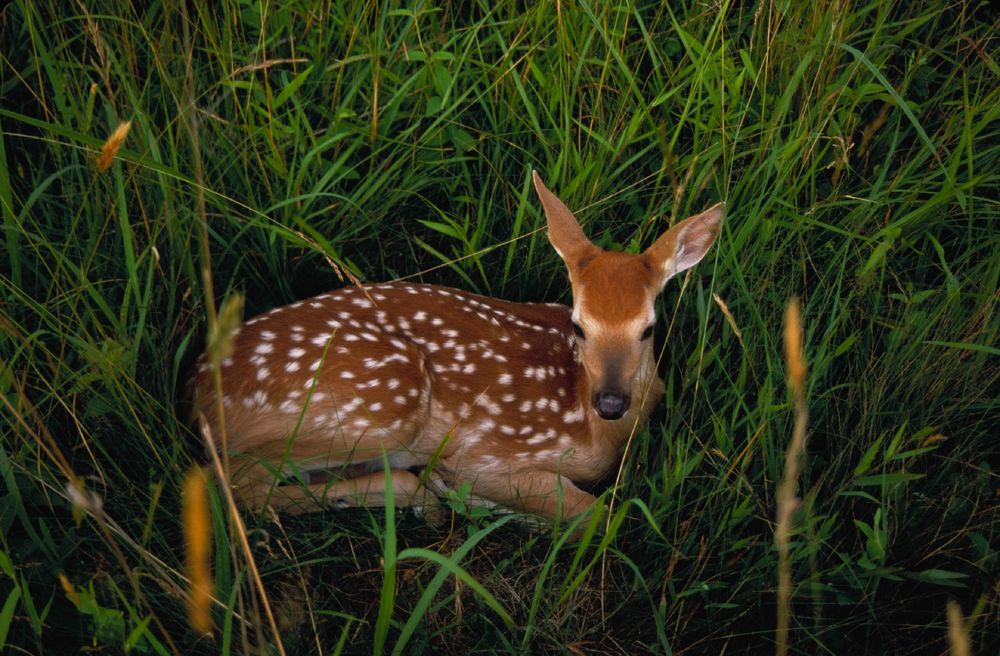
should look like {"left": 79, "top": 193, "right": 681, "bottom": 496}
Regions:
{"left": 208, "top": 293, "right": 245, "bottom": 368}
{"left": 183, "top": 466, "right": 214, "bottom": 635}
{"left": 783, "top": 298, "right": 806, "bottom": 396}
{"left": 58, "top": 573, "right": 80, "bottom": 606}
{"left": 947, "top": 600, "right": 970, "bottom": 656}
{"left": 96, "top": 121, "right": 131, "bottom": 172}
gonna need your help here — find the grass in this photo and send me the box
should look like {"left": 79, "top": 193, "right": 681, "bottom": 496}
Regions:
{"left": 1, "top": 0, "right": 998, "bottom": 653}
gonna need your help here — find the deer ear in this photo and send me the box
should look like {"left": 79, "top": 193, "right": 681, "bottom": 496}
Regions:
{"left": 644, "top": 203, "right": 724, "bottom": 288}
{"left": 533, "top": 171, "right": 599, "bottom": 265}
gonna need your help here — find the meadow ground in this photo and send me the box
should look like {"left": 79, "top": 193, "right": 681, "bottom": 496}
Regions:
{"left": 1, "top": 1, "right": 997, "bottom": 654}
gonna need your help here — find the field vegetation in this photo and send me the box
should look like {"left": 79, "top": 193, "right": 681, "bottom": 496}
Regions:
{"left": 1, "top": 1, "right": 997, "bottom": 653}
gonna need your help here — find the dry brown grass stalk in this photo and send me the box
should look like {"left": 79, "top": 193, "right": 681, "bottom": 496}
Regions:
{"left": 712, "top": 292, "right": 744, "bottom": 349}
{"left": 198, "top": 416, "right": 288, "bottom": 656}
{"left": 776, "top": 298, "right": 808, "bottom": 656}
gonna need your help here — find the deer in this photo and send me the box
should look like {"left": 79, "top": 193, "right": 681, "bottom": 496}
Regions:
{"left": 191, "top": 172, "right": 723, "bottom": 531}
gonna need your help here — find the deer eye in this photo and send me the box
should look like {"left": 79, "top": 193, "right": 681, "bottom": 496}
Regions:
{"left": 640, "top": 324, "right": 654, "bottom": 341}
{"left": 572, "top": 322, "right": 586, "bottom": 340}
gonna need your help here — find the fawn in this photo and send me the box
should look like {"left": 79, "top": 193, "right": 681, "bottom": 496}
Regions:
{"left": 192, "top": 172, "right": 723, "bottom": 527}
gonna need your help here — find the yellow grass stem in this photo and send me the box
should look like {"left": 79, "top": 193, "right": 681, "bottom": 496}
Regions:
{"left": 198, "top": 416, "right": 288, "bottom": 656}
{"left": 776, "top": 298, "right": 808, "bottom": 656}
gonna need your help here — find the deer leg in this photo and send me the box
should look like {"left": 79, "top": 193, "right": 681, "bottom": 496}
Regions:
{"left": 315, "top": 469, "right": 443, "bottom": 523}
{"left": 470, "top": 468, "right": 601, "bottom": 527}
{"left": 227, "top": 458, "right": 442, "bottom": 522}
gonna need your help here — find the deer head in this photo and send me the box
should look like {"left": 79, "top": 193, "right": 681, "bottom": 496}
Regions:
{"left": 533, "top": 171, "right": 723, "bottom": 420}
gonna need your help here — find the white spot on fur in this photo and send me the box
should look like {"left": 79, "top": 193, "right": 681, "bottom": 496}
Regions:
{"left": 524, "top": 366, "right": 547, "bottom": 382}
{"left": 340, "top": 398, "right": 363, "bottom": 414}
{"left": 475, "top": 395, "right": 502, "bottom": 416}
{"left": 312, "top": 333, "right": 332, "bottom": 346}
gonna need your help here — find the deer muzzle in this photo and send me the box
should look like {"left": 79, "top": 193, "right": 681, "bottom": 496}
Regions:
{"left": 593, "top": 389, "right": 630, "bottom": 420}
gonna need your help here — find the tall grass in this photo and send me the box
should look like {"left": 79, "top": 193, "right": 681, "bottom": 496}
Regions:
{"left": 2, "top": 1, "right": 997, "bottom": 653}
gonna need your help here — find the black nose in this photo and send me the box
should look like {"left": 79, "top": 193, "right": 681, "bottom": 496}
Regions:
{"left": 594, "top": 391, "right": 630, "bottom": 420}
